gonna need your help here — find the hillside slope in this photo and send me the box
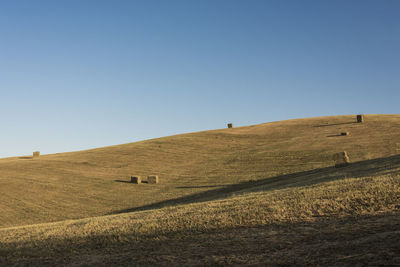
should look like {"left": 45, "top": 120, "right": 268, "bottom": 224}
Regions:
{"left": 0, "top": 166, "right": 399, "bottom": 266}
{"left": 0, "top": 114, "right": 399, "bottom": 227}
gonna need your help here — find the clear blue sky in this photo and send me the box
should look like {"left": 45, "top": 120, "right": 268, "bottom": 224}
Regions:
{"left": 0, "top": 0, "right": 399, "bottom": 157}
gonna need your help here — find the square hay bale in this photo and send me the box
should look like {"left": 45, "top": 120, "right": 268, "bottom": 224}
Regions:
{"left": 131, "top": 176, "right": 142, "bottom": 184}
{"left": 341, "top": 132, "right": 349, "bottom": 136}
{"left": 334, "top": 151, "right": 350, "bottom": 167}
{"left": 148, "top": 175, "right": 159, "bottom": 184}
{"left": 33, "top": 151, "right": 40, "bottom": 158}
{"left": 227, "top": 123, "right": 233, "bottom": 128}
{"left": 357, "top": 114, "right": 364, "bottom": 123}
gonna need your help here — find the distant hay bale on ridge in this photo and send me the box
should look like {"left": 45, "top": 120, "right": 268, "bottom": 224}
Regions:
{"left": 227, "top": 123, "right": 233, "bottom": 128}
{"left": 341, "top": 132, "right": 349, "bottom": 136}
{"left": 131, "top": 176, "right": 142, "bottom": 184}
{"left": 334, "top": 151, "right": 350, "bottom": 167}
{"left": 357, "top": 114, "right": 364, "bottom": 123}
{"left": 33, "top": 151, "right": 40, "bottom": 158}
{"left": 148, "top": 175, "right": 159, "bottom": 184}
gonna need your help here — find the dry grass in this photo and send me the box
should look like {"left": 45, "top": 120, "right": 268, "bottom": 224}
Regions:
{"left": 0, "top": 172, "right": 398, "bottom": 265}
{"left": 0, "top": 114, "right": 399, "bottom": 228}
{"left": 0, "top": 114, "right": 399, "bottom": 265}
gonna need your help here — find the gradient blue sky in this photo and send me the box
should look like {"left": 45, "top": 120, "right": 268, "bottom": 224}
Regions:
{"left": 0, "top": 0, "right": 399, "bottom": 157}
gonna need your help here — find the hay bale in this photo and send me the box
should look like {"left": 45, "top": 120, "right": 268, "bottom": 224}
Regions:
{"left": 334, "top": 151, "right": 350, "bottom": 167}
{"left": 148, "top": 175, "right": 159, "bottom": 184}
{"left": 131, "top": 176, "right": 142, "bottom": 184}
{"left": 33, "top": 151, "right": 40, "bottom": 158}
{"left": 227, "top": 123, "right": 233, "bottom": 128}
{"left": 341, "top": 132, "right": 349, "bottom": 136}
{"left": 357, "top": 114, "right": 364, "bottom": 123}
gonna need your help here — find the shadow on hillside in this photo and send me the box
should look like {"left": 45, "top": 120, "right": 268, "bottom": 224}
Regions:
{"left": 3, "top": 213, "right": 400, "bottom": 266}
{"left": 18, "top": 156, "right": 33, "bottom": 160}
{"left": 327, "top": 134, "right": 347, "bottom": 138}
{"left": 110, "top": 154, "right": 400, "bottom": 215}
{"left": 313, "top": 122, "right": 356, "bottom": 127}
{"left": 115, "top": 180, "right": 149, "bottom": 184}
{"left": 176, "top": 185, "right": 226, "bottom": 189}
{"left": 115, "top": 180, "right": 132, "bottom": 184}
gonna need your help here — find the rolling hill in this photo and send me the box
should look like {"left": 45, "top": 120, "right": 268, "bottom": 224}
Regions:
{"left": 0, "top": 114, "right": 399, "bottom": 265}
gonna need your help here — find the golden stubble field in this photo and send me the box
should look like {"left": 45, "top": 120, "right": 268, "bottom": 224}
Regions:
{"left": 1, "top": 170, "right": 399, "bottom": 265}
{"left": 0, "top": 114, "right": 399, "bottom": 265}
{"left": 0, "top": 114, "right": 399, "bottom": 228}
